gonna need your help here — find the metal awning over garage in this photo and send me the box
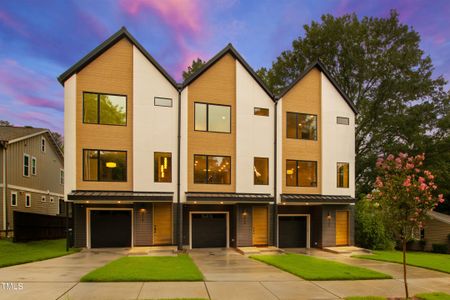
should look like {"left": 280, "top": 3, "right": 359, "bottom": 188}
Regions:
{"left": 280, "top": 194, "right": 355, "bottom": 204}
{"left": 68, "top": 190, "right": 173, "bottom": 201}
{"left": 186, "top": 192, "right": 274, "bottom": 203}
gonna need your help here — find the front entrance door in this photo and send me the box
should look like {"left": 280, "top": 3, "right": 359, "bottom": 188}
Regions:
{"left": 252, "top": 206, "right": 268, "bottom": 246}
{"left": 336, "top": 211, "right": 349, "bottom": 246}
{"left": 153, "top": 203, "right": 172, "bottom": 245}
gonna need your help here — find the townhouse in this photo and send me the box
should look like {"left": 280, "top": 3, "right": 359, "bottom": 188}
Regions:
{"left": 59, "top": 27, "right": 356, "bottom": 249}
{"left": 0, "top": 126, "right": 65, "bottom": 236}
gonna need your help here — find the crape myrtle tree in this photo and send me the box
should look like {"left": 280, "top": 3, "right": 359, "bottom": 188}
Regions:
{"left": 368, "top": 153, "right": 444, "bottom": 299}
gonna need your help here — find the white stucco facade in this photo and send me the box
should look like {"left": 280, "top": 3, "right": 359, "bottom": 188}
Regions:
{"left": 235, "top": 61, "right": 274, "bottom": 194}
{"left": 320, "top": 73, "right": 355, "bottom": 197}
{"left": 132, "top": 46, "right": 179, "bottom": 193}
{"left": 64, "top": 74, "right": 76, "bottom": 200}
{"left": 179, "top": 88, "right": 188, "bottom": 202}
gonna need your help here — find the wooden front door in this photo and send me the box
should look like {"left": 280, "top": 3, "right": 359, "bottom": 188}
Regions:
{"left": 336, "top": 211, "right": 349, "bottom": 246}
{"left": 252, "top": 206, "right": 268, "bottom": 246}
{"left": 153, "top": 203, "right": 172, "bottom": 245}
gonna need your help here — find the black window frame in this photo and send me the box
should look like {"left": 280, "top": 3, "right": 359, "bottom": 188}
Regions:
{"left": 194, "top": 154, "right": 232, "bottom": 185}
{"left": 154, "top": 152, "right": 173, "bottom": 183}
{"left": 286, "top": 159, "right": 318, "bottom": 187}
{"left": 336, "top": 162, "right": 350, "bottom": 188}
{"left": 254, "top": 157, "right": 269, "bottom": 185}
{"left": 82, "top": 149, "right": 127, "bottom": 182}
{"left": 286, "top": 112, "right": 318, "bottom": 140}
{"left": 154, "top": 97, "right": 173, "bottom": 108}
{"left": 82, "top": 91, "right": 128, "bottom": 126}
{"left": 194, "top": 102, "right": 232, "bottom": 134}
{"left": 23, "top": 153, "right": 30, "bottom": 177}
{"left": 254, "top": 107, "right": 269, "bottom": 117}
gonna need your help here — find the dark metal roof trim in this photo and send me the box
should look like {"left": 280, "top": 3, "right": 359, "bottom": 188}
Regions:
{"left": 182, "top": 44, "right": 274, "bottom": 100}
{"left": 68, "top": 190, "right": 173, "bottom": 201}
{"left": 57, "top": 27, "right": 178, "bottom": 89}
{"left": 278, "top": 60, "right": 358, "bottom": 114}
{"left": 281, "top": 194, "right": 355, "bottom": 203}
{"left": 186, "top": 192, "right": 274, "bottom": 202}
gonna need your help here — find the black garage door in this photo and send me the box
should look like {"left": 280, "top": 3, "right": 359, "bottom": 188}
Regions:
{"left": 90, "top": 210, "right": 131, "bottom": 248}
{"left": 192, "top": 214, "right": 226, "bottom": 248}
{"left": 279, "top": 216, "right": 307, "bottom": 248}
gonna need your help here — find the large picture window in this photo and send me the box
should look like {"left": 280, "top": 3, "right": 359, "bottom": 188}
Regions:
{"left": 337, "top": 162, "right": 349, "bottom": 188}
{"left": 83, "top": 92, "right": 127, "bottom": 125}
{"left": 254, "top": 157, "right": 269, "bottom": 185}
{"left": 286, "top": 160, "right": 317, "bottom": 187}
{"left": 194, "top": 155, "right": 231, "bottom": 184}
{"left": 83, "top": 149, "right": 127, "bottom": 181}
{"left": 286, "top": 112, "right": 317, "bottom": 140}
{"left": 154, "top": 152, "right": 172, "bottom": 183}
{"left": 194, "top": 103, "right": 231, "bottom": 133}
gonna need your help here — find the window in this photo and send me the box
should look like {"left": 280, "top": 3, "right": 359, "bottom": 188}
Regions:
{"left": 286, "top": 160, "right": 317, "bottom": 187}
{"left": 254, "top": 107, "right": 269, "bottom": 116}
{"left": 50, "top": 197, "right": 54, "bottom": 203}
{"left": 83, "top": 149, "right": 127, "bottom": 181}
{"left": 154, "top": 152, "right": 172, "bottom": 182}
{"left": 337, "top": 116, "right": 350, "bottom": 125}
{"left": 194, "top": 155, "right": 231, "bottom": 184}
{"left": 286, "top": 112, "right": 317, "bottom": 140}
{"left": 31, "top": 157, "right": 37, "bottom": 175}
{"left": 23, "top": 154, "right": 30, "bottom": 177}
{"left": 60, "top": 169, "right": 64, "bottom": 185}
{"left": 83, "top": 92, "right": 127, "bottom": 125}
{"left": 154, "top": 97, "right": 173, "bottom": 107}
{"left": 59, "top": 199, "right": 65, "bottom": 215}
{"left": 41, "top": 137, "right": 46, "bottom": 152}
{"left": 194, "top": 103, "right": 231, "bottom": 133}
{"left": 11, "top": 192, "right": 17, "bottom": 207}
{"left": 41, "top": 196, "right": 46, "bottom": 202}
{"left": 254, "top": 157, "right": 269, "bottom": 185}
{"left": 25, "top": 194, "right": 31, "bottom": 207}
{"left": 337, "top": 162, "right": 349, "bottom": 188}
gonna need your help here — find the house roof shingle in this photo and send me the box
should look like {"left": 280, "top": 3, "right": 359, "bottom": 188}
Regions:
{"left": 0, "top": 126, "right": 47, "bottom": 143}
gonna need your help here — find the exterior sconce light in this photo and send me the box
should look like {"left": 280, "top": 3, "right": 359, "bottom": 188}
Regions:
{"left": 242, "top": 209, "right": 248, "bottom": 224}
{"left": 327, "top": 212, "right": 332, "bottom": 227}
{"left": 139, "top": 207, "right": 146, "bottom": 222}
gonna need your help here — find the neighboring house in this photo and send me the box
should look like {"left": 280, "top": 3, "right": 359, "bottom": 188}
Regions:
{"left": 0, "top": 127, "right": 65, "bottom": 235}
{"left": 59, "top": 27, "right": 356, "bottom": 249}
{"left": 423, "top": 211, "right": 450, "bottom": 251}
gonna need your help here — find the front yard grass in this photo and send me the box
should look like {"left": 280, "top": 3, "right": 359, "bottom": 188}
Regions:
{"left": 250, "top": 253, "right": 391, "bottom": 280}
{"left": 81, "top": 255, "right": 203, "bottom": 282}
{"left": 0, "top": 238, "right": 79, "bottom": 268}
{"left": 352, "top": 251, "right": 450, "bottom": 274}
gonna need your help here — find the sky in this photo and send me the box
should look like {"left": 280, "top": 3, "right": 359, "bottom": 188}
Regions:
{"left": 0, "top": 0, "right": 449, "bottom": 134}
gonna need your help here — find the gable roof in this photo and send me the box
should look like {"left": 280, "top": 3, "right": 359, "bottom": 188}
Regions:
{"left": 278, "top": 60, "right": 358, "bottom": 114}
{"left": 183, "top": 43, "right": 274, "bottom": 100}
{"left": 57, "top": 27, "right": 178, "bottom": 89}
{"left": 428, "top": 210, "right": 450, "bottom": 225}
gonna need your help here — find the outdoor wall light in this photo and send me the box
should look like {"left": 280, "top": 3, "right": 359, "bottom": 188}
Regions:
{"left": 327, "top": 212, "right": 332, "bottom": 221}
{"left": 242, "top": 209, "right": 248, "bottom": 224}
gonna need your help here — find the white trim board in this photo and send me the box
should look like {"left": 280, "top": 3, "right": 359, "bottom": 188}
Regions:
{"left": 189, "top": 211, "right": 230, "bottom": 249}
{"left": 277, "top": 214, "right": 311, "bottom": 248}
{"left": 0, "top": 184, "right": 64, "bottom": 197}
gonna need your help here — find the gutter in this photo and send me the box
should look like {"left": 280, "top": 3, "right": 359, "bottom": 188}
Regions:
{"left": 176, "top": 86, "right": 182, "bottom": 250}
{"left": 1, "top": 141, "right": 8, "bottom": 234}
{"left": 273, "top": 99, "right": 278, "bottom": 247}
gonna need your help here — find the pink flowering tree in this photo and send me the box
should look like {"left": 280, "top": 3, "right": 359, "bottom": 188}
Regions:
{"left": 368, "top": 153, "right": 444, "bottom": 299}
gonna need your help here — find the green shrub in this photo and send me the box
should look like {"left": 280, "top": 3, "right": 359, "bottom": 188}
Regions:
{"left": 355, "top": 198, "right": 395, "bottom": 250}
{"left": 431, "top": 243, "right": 448, "bottom": 253}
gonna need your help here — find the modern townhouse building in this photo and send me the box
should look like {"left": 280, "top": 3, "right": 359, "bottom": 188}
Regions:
{"left": 0, "top": 126, "right": 65, "bottom": 236}
{"left": 59, "top": 27, "right": 356, "bottom": 249}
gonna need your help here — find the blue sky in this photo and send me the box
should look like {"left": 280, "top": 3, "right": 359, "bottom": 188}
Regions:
{"left": 0, "top": 0, "right": 448, "bottom": 133}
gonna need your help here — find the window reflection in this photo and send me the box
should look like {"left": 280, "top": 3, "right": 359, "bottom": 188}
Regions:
{"left": 254, "top": 157, "right": 269, "bottom": 185}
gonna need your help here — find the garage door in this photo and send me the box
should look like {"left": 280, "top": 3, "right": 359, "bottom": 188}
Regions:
{"left": 192, "top": 213, "right": 226, "bottom": 248}
{"left": 279, "top": 216, "right": 307, "bottom": 248}
{"left": 90, "top": 210, "right": 131, "bottom": 248}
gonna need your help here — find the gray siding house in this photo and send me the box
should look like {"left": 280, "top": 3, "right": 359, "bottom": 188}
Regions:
{"left": 0, "top": 126, "right": 64, "bottom": 236}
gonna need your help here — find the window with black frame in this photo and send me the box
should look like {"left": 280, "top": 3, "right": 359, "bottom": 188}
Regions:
{"left": 254, "top": 157, "right": 269, "bottom": 185}
{"left": 154, "top": 152, "right": 172, "bottom": 182}
{"left": 286, "top": 160, "right": 317, "bottom": 187}
{"left": 194, "top": 155, "right": 231, "bottom": 184}
{"left": 83, "top": 92, "right": 127, "bottom": 125}
{"left": 194, "top": 103, "right": 231, "bottom": 133}
{"left": 337, "top": 162, "right": 349, "bottom": 188}
{"left": 83, "top": 149, "right": 127, "bottom": 181}
{"left": 286, "top": 112, "right": 317, "bottom": 140}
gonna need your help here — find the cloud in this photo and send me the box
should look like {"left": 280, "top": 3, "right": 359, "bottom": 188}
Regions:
{"left": 0, "top": 9, "right": 29, "bottom": 37}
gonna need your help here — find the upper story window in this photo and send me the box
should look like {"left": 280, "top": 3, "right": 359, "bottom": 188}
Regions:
{"left": 286, "top": 112, "right": 317, "bottom": 140}
{"left": 23, "top": 154, "right": 30, "bottom": 177}
{"left": 154, "top": 152, "right": 172, "bottom": 183}
{"left": 254, "top": 107, "right": 269, "bottom": 117}
{"left": 31, "top": 157, "right": 37, "bottom": 175}
{"left": 254, "top": 157, "right": 269, "bottom": 185}
{"left": 60, "top": 169, "right": 64, "bottom": 185}
{"left": 337, "top": 116, "right": 350, "bottom": 125}
{"left": 83, "top": 149, "right": 127, "bottom": 182}
{"left": 337, "top": 162, "right": 349, "bottom": 188}
{"left": 154, "top": 97, "right": 173, "bottom": 107}
{"left": 83, "top": 92, "right": 127, "bottom": 126}
{"left": 194, "top": 155, "right": 231, "bottom": 184}
{"left": 286, "top": 160, "right": 317, "bottom": 187}
{"left": 11, "top": 192, "right": 17, "bottom": 207}
{"left": 41, "top": 137, "right": 46, "bottom": 152}
{"left": 195, "top": 103, "right": 231, "bottom": 133}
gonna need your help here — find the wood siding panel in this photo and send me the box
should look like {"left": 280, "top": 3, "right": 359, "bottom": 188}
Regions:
{"left": 76, "top": 38, "right": 133, "bottom": 191}
{"left": 282, "top": 68, "right": 321, "bottom": 194}
{"left": 187, "top": 54, "right": 236, "bottom": 192}
{"left": 252, "top": 206, "right": 268, "bottom": 245}
{"left": 424, "top": 219, "right": 450, "bottom": 251}
{"left": 133, "top": 203, "right": 152, "bottom": 246}
{"left": 335, "top": 210, "right": 349, "bottom": 246}
{"left": 153, "top": 203, "right": 172, "bottom": 245}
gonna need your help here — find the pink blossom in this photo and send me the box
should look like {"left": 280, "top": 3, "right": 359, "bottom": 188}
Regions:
{"left": 399, "top": 152, "right": 408, "bottom": 159}
{"left": 418, "top": 176, "right": 425, "bottom": 184}
{"left": 406, "top": 163, "right": 415, "bottom": 169}
{"left": 415, "top": 168, "right": 420, "bottom": 173}
{"left": 403, "top": 178, "right": 411, "bottom": 187}
{"left": 419, "top": 183, "right": 427, "bottom": 191}
{"left": 376, "top": 158, "right": 384, "bottom": 168}
{"left": 438, "top": 194, "right": 445, "bottom": 203}
{"left": 375, "top": 177, "right": 383, "bottom": 188}
{"left": 387, "top": 154, "right": 395, "bottom": 161}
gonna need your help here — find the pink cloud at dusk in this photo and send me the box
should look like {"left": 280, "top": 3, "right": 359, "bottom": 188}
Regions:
{"left": 0, "top": 9, "right": 29, "bottom": 37}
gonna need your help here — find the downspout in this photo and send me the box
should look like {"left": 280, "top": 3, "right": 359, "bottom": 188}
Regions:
{"left": 273, "top": 98, "right": 278, "bottom": 247}
{"left": 176, "top": 86, "right": 182, "bottom": 250}
{"left": 1, "top": 142, "right": 8, "bottom": 236}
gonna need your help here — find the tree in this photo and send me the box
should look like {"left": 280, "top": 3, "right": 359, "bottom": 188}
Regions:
{"left": 0, "top": 120, "right": 13, "bottom": 127}
{"left": 368, "top": 153, "right": 444, "bottom": 298}
{"left": 51, "top": 131, "right": 64, "bottom": 151}
{"left": 182, "top": 58, "right": 206, "bottom": 80}
{"left": 257, "top": 11, "right": 449, "bottom": 197}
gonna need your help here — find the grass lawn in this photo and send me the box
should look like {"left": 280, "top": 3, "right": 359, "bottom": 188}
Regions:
{"left": 344, "top": 292, "right": 450, "bottom": 300}
{"left": 353, "top": 251, "right": 450, "bottom": 274}
{"left": 81, "top": 255, "right": 203, "bottom": 282}
{"left": 250, "top": 253, "right": 391, "bottom": 280}
{"left": 0, "top": 239, "right": 79, "bottom": 268}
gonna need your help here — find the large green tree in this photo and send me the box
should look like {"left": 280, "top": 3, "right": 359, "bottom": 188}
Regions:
{"left": 257, "top": 10, "right": 449, "bottom": 197}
